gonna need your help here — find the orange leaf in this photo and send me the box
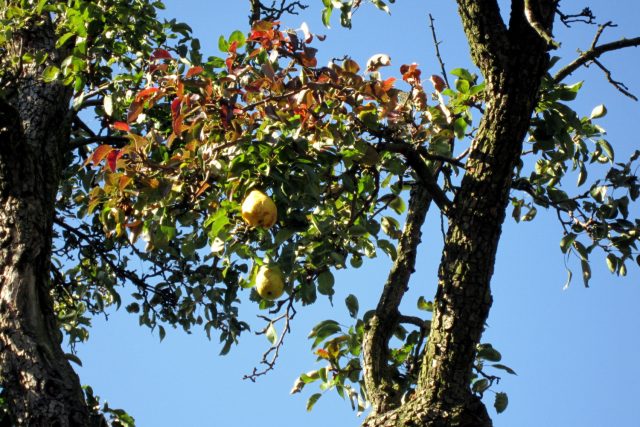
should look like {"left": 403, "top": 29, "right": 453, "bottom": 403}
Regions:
{"left": 118, "top": 175, "right": 133, "bottom": 191}
{"left": 89, "top": 144, "right": 114, "bottom": 166}
{"left": 194, "top": 182, "right": 210, "bottom": 198}
{"left": 186, "top": 66, "right": 204, "bottom": 78}
{"left": 135, "top": 87, "right": 159, "bottom": 102}
{"left": 381, "top": 77, "right": 397, "bottom": 92}
{"left": 113, "top": 122, "right": 130, "bottom": 132}
{"left": 315, "top": 349, "right": 330, "bottom": 360}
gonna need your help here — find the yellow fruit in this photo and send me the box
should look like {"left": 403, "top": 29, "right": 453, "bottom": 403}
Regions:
{"left": 241, "top": 190, "right": 277, "bottom": 228}
{"left": 255, "top": 265, "right": 285, "bottom": 300}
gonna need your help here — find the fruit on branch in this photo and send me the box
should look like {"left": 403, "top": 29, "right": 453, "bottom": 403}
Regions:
{"left": 241, "top": 190, "right": 278, "bottom": 228}
{"left": 255, "top": 265, "right": 285, "bottom": 300}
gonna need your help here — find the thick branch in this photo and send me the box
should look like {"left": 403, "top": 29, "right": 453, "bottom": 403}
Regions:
{"left": 362, "top": 185, "right": 432, "bottom": 414}
{"left": 454, "top": 0, "right": 509, "bottom": 79}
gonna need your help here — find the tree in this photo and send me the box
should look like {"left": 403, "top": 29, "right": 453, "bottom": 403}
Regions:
{"left": 1, "top": 1, "right": 639, "bottom": 426}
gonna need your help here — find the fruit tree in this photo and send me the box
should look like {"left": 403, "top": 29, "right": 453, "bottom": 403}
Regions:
{"left": 0, "top": 1, "right": 639, "bottom": 426}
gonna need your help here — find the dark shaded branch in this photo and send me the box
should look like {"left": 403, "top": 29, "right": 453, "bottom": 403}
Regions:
{"left": 362, "top": 185, "right": 432, "bottom": 414}
{"left": 553, "top": 35, "right": 640, "bottom": 84}
{"left": 524, "top": 0, "right": 560, "bottom": 49}
{"left": 68, "top": 135, "right": 129, "bottom": 150}
{"left": 249, "top": 0, "right": 308, "bottom": 25}
{"left": 398, "top": 315, "right": 428, "bottom": 329}
{"left": 53, "top": 218, "right": 164, "bottom": 299}
{"left": 556, "top": 6, "right": 595, "bottom": 27}
{"left": 454, "top": 0, "right": 510, "bottom": 78}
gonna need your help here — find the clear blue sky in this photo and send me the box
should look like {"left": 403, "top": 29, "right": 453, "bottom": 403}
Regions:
{"left": 75, "top": 1, "right": 640, "bottom": 426}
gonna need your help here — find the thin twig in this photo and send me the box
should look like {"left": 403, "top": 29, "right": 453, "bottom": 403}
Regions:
{"left": 428, "top": 14, "right": 450, "bottom": 88}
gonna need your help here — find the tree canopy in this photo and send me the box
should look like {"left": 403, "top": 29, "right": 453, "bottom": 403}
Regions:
{"left": 0, "top": 1, "right": 639, "bottom": 426}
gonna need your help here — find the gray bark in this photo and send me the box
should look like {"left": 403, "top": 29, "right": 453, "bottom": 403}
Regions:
{"left": 0, "top": 12, "right": 91, "bottom": 426}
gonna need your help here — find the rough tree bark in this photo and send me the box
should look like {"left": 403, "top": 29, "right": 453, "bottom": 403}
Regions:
{"left": 362, "top": 1, "right": 557, "bottom": 426}
{"left": 0, "top": 13, "right": 91, "bottom": 427}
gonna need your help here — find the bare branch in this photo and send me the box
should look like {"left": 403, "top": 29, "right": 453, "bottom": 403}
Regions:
{"left": 592, "top": 58, "right": 638, "bottom": 101}
{"left": 556, "top": 6, "right": 596, "bottom": 27}
{"left": 249, "top": 0, "right": 308, "bottom": 25}
{"left": 243, "top": 296, "right": 297, "bottom": 381}
{"left": 428, "top": 14, "right": 450, "bottom": 89}
{"left": 553, "top": 29, "right": 640, "bottom": 85}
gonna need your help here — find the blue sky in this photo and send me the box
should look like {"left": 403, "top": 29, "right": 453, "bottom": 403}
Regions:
{"left": 75, "top": 1, "right": 640, "bottom": 426}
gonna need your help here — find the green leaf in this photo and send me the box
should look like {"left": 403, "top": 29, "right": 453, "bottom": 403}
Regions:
{"left": 491, "top": 363, "right": 517, "bottom": 375}
{"left": 322, "top": 7, "right": 332, "bottom": 28}
{"left": 494, "top": 392, "right": 509, "bottom": 414}
{"left": 218, "top": 35, "right": 229, "bottom": 53}
{"left": 590, "top": 104, "right": 607, "bottom": 119}
{"left": 472, "top": 378, "right": 489, "bottom": 394}
{"left": 450, "top": 68, "right": 474, "bottom": 82}
{"left": 317, "top": 271, "right": 335, "bottom": 296}
{"left": 229, "top": 30, "right": 246, "bottom": 47}
{"left": 266, "top": 322, "right": 277, "bottom": 344}
{"left": 56, "top": 32, "right": 75, "bottom": 49}
{"left": 606, "top": 253, "right": 617, "bottom": 273}
{"left": 306, "top": 393, "right": 322, "bottom": 411}
{"left": 477, "top": 344, "right": 502, "bottom": 362}
{"left": 597, "top": 139, "right": 614, "bottom": 162}
{"left": 42, "top": 65, "right": 60, "bottom": 82}
{"left": 64, "top": 353, "right": 83, "bottom": 367}
{"left": 389, "top": 196, "right": 406, "bottom": 214}
{"left": 345, "top": 294, "right": 359, "bottom": 318}
{"left": 455, "top": 78, "right": 470, "bottom": 94}
{"left": 417, "top": 296, "right": 433, "bottom": 312}
{"left": 559, "top": 233, "right": 576, "bottom": 254}
{"left": 378, "top": 239, "right": 397, "bottom": 261}
{"left": 581, "top": 259, "right": 591, "bottom": 287}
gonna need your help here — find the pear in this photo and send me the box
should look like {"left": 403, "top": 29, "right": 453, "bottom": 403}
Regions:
{"left": 255, "top": 265, "right": 285, "bottom": 301}
{"left": 241, "top": 190, "right": 277, "bottom": 228}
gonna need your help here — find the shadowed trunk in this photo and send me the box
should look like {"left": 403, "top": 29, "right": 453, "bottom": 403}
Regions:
{"left": 0, "top": 12, "right": 91, "bottom": 426}
{"left": 362, "top": 1, "right": 556, "bottom": 425}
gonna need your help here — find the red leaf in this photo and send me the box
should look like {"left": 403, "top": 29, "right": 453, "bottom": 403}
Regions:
{"left": 171, "top": 97, "right": 181, "bottom": 118}
{"left": 173, "top": 115, "right": 183, "bottom": 135}
{"left": 430, "top": 75, "right": 446, "bottom": 92}
{"left": 113, "top": 122, "right": 130, "bottom": 132}
{"left": 127, "top": 101, "right": 144, "bottom": 123}
{"left": 381, "top": 77, "right": 397, "bottom": 92}
{"left": 89, "top": 144, "right": 114, "bottom": 166}
{"left": 135, "top": 87, "right": 159, "bottom": 102}
{"left": 106, "top": 150, "right": 119, "bottom": 172}
{"left": 151, "top": 48, "right": 172, "bottom": 60}
{"left": 228, "top": 41, "right": 238, "bottom": 54}
{"left": 186, "top": 66, "right": 204, "bottom": 78}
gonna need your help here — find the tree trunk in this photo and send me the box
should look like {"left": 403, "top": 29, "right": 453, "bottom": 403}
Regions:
{"left": 363, "top": 1, "right": 556, "bottom": 425}
{"left": 0, "top": 13, "right": 91, "bottom": 426}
